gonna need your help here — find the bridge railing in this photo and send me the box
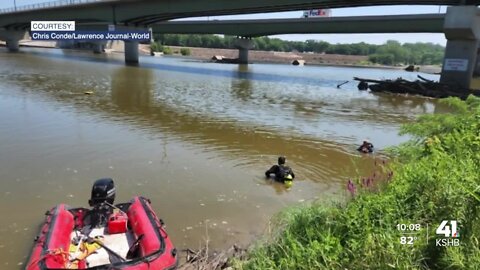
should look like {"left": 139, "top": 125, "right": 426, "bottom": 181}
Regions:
{"left": 0, "top": 0, "right": 104, "bottom": 14}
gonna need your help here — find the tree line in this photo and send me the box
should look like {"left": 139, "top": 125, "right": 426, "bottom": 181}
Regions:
{"left": 153, "top": 34, "right": 445, "bottom": 65}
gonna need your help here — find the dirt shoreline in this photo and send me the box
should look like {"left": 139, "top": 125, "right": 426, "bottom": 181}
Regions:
{"left": 1, "top": 41, "right": 441, "bottom": 74}
{"left": 161, "top": 46, "right": 441, "bottom": 74}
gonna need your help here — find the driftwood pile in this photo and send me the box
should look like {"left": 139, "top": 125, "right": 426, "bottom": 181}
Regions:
{"left": 354, "top": 75, "right": 480, "bottom": 99}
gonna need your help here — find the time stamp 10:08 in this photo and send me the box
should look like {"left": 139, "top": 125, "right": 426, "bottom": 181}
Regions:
{"left": 396, "top": 221, "right": 460, "bottom": 247}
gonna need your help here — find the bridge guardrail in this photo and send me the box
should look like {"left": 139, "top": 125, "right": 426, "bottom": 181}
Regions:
{"left": 0, "top": 0, "right": 103, "bottom": 14}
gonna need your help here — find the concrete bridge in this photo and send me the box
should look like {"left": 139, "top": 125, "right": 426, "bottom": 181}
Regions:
{"left": 0, "top": 1, "right": 477, "bottom": 26}
{"left": 0, "top": 0, "right": 480, "bottom": 87}
{"left": 150, "top": 14, "right": 445, "bottom": 66}
{"left": 152, "top": 15, "right": 446, "bottom": 37}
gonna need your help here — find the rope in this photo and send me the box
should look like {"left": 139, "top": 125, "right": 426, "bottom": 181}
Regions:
{"left": 27, "top": 248, "right": 71, "bottom": 269}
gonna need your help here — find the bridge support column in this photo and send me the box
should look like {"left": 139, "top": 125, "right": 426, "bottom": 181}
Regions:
{"left": 124, "top": 41, "right": 139, "bottom": 64}
{"left": 6, "top": 38, "right": 19, "bottom": 52}
{"left": 474, "top": 46, "right": 480, "bottom": 76}
{"left": 235, "top": 37, "right": 254, "bottom": 64}
{"left": 4, "top": 31, "right": 25, "bottom": 52}
{"left": 441, "top": 6, "right": 480, "bottom": 88}
{"left": 92, "top": 41, "right": 105, "bottom": 54}
{"left": 56, "top": 40, "right": 75, "bottom": 49}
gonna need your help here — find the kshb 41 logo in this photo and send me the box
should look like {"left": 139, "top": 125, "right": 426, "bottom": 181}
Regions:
{"left": 435, "top": 220, "right": 460, "bottom": 247}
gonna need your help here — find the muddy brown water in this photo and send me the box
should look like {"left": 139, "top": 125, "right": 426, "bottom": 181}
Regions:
{"left": 0, "top": 48, "right": 446, "bottom": 267}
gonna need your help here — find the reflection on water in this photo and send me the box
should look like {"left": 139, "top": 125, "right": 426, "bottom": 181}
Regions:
{"left": 231, "top": 65, "right": 253, "bottom": 102}
{"left": 0, "top": 48, "right": 448, "bottom": 267}
{"left": 111, "top": 67, "right": 154, "bottom": 111}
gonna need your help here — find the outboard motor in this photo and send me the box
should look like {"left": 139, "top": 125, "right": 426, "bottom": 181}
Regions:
{"left": 87, "top": 178, "right": 116, "bottom": 228}
{"left": 89, "top": 178, "right": 116, "bottom": 207}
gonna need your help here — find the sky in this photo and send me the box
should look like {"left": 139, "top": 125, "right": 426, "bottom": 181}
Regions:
{"left": 0, "top": 1, "right": 448, "bottom": 45}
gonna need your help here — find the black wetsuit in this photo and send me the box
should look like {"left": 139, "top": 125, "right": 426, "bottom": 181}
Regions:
{"left": 357, "top": 143, "right": 374, "bottom": 153}
{"left": 265, "top": 164, "right": 295, "bottom": 182}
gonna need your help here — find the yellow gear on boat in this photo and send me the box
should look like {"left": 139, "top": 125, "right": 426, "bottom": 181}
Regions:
{"left": 82, "top": 240, "right": 102, "bottom": 256}
{"left": 69, "top": 243, "right": 78, "bottom": 254}
{"left": 67, "top": 236, "right": 103, "bottom": 268}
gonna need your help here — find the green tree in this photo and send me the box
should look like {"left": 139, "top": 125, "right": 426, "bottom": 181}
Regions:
{"left": 180, "top": 48, "right": 191, "bottom": 56}
{"left": 375, "top": 40, "right": 408, "bottom": 64}
{"left": 154, "top": 34, "right": 445, "bottom": 66}
{"left": 254, "top": 37, "right": 267, "bottom": 51}
{"left": 369, "top": 53, "right": 395, "bottom": 65}
{"left": 162, "top": 46, "right": 172, "bottom": 55}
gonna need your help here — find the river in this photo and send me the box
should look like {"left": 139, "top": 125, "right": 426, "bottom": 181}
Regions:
{"left": 0, "top": 47, "right": 444, "bottom": 267}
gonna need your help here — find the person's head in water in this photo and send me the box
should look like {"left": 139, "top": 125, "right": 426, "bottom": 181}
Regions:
{"left": 278, "top": 156, "right": 286, "bottom": 165}
{"left": 358, "top": 140, "right": 374, "bottom": 153}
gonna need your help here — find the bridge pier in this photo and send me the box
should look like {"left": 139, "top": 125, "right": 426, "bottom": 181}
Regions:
{"left": 3, "top": 31, "right": 25, "bottom": 52}
{"left": 124, "top": 41, "right": 139, "bottom": 64}
{"left": 441, "top": 6, "right": 480, "bottom": 88}
{"left": 235, "top": 37, "right": 254, "bottom": 64}
{"left": 6, "top": 38, "right": 19, "bottom": 52}
{"left": 56, "top": 40, "right": 75, "bottom": 49}
{"left": 92, "top": 41, "right": 105, "bottom": 54}
{"left": 475, "top": 47, "right": 480, "bottom": 76}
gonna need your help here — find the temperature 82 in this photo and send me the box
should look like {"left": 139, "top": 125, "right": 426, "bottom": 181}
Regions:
{"left": 400, "top": 236, "right": 417, "bottom": 245}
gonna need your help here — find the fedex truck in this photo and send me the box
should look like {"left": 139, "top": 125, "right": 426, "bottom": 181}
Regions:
{"left": 302, "top": 9, "right": 331, "bottom": 18}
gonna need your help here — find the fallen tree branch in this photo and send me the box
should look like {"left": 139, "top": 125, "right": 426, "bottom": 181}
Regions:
{"left": 354, "top": 76, "right": 480, "bottom": 99}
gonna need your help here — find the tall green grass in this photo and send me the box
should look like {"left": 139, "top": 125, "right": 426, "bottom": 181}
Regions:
{"left": 239, "top": 96, "right": 480, "bottom": 269}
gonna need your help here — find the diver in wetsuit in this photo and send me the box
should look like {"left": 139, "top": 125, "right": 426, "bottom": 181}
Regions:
{"left": 357, "top": 140, "right": 374, "bottom": 153}
{"left": 265, "top": 156, "right": 295, "bottom": 182}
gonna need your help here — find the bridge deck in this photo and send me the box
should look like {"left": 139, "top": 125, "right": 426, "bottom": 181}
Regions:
{"left": 0, "top": 0, "right": 476, "bottom": 28}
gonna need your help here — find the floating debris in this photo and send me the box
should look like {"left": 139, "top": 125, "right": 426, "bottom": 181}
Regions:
{"left": 354, "top": 75, "right": 480, "bottom": 99}
{"left": 337, "top": 80, "right": 349, "bottom": 88}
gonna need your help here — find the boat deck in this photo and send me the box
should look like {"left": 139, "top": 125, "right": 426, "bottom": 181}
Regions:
{"left": 69, "top": 227, "right": 135, "bottom": 267}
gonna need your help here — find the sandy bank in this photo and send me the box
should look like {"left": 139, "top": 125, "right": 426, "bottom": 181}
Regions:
{"left": 159, "top": 46, "right": 441, "bottom": 74}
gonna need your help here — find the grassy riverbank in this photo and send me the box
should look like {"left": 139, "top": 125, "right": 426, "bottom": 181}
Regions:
{"left": 238, "top": 96, "right": 480, "bottom": 269}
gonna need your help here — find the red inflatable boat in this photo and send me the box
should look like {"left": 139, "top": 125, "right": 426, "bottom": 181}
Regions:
{"left": 26, "top": 179, "right": 178, "bottom": 270}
